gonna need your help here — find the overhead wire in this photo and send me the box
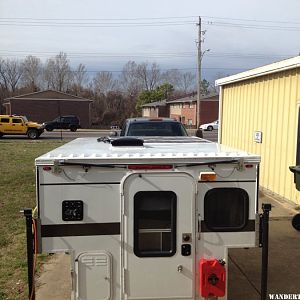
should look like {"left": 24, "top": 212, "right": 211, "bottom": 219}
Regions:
{"left": 206, "top": 21, "right": 300, "bottom": 32}
{"left": 0, "top": 15, "right": 299, "bottom": 31}
{"left": 0, "top": 14, "right": 299, "bottom": 25}
{"left": 0, "top": 14, "right": 297, "bottom": 75}
{"left": 0, "top": 49, "right": 293, "bottom": 60}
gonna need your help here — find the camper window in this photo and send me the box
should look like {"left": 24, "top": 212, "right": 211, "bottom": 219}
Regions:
{"left": 204, "top": 187, "right": 249, "bottom": 231}
{"left": 134, "top": 191, "right": 177, "bottom": 257}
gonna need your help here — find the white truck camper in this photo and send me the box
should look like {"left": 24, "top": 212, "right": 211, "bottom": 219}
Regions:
{"left": 31, "top": 136, "right": 266, "bottom": 300}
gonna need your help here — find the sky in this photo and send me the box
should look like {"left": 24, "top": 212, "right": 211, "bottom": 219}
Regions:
{"left": 1, "top": 0, "right": 300, "bottom": 82}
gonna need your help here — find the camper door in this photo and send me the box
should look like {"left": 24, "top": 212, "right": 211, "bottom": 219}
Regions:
{"left": 122, "top": 172, "right": 196, "bottom": 300}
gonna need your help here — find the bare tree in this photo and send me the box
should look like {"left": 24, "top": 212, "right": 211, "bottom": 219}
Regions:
{"left": 179, "top": 72, "right": 196, "bottom": 93}
{"left": 136, "top": 62, "right": 161, "bottom": 91}
{"left": 0, "top": 58, "right": 9, "bottom": 92}
{"left": 161, "top": 69, "right": 196, "bottom": 94}
{"left": 0, "top": 58, "right": 23, "bottom": 93}
{"left": 93, "top": 71, "right": 117, "bottom": 96}
{"left": 161, "top": 69, "right": 181, "bottom": 90}
{"left": 71, "top": 63, "right": 88, "bottom": 95}
{"left": 22, "top": 55, "right": 42, "bottom": 91}
{"left": 119, "top": 61, "right": 141, "bottom": 96}
{"left": 0, "top": 58, "right": 8, "bottom": 112}
{"left": 44, "top": 52, "right": 72, "bottom": 91}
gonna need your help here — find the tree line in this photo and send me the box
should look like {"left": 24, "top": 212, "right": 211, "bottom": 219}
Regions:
{"left": 0, "top": 52, "right": 217, "bottom": 126}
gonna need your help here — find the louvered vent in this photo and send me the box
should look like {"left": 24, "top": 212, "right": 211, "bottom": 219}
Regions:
{"left": 81, "top": 254, "right": 108, "bottom": 267}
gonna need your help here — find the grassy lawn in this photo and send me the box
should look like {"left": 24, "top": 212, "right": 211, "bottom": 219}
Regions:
{"left": 0, "top": 140, "right": 64, "bottom": 300}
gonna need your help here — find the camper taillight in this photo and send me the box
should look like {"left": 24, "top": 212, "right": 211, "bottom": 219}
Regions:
{"left": 199, "top": 258, "right": 226, "bottom": 298}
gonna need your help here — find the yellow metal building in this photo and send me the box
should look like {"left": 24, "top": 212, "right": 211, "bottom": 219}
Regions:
{"left": 216, "top": 56, "right": 300, "bottom": 205}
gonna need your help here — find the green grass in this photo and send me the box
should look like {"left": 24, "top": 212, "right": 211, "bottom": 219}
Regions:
{"left": 0, "top": 140, "right": 64, "bottom": 300}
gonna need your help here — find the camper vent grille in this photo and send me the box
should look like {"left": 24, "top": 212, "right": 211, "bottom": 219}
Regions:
{"left": 81, "top": 255, "right": 108, "bottom": 267}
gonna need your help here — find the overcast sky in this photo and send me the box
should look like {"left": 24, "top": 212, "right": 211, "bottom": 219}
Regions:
{"left": 1, "top": 0, "right": 300, "bottom": 81}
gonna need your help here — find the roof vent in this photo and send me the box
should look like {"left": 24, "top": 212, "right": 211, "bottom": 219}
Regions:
{"left": 111, "top": 137, "right": 144, "bottom": 147}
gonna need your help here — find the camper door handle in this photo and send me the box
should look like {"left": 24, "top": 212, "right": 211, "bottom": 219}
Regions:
{"left": 197, "top": 215, "right": 201, "bottom": 240}
{"left": 177, "top": 265, "right": 183, "bottom": 272}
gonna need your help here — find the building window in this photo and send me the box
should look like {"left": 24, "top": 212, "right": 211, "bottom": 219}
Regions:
{"left": 189, "top": 103, "right": 193, "bottom": 108}
{"left": 134, "top": 191, "right": 177, "bottom": 257}
{"left": 188, "top": 119, "right": 193, "bottom": 125}
{"left": 204, "top": 188, "right": 249, "bottom": 231}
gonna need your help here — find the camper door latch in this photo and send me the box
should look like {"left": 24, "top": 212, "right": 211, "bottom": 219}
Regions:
{"left": 237, "top": 158, "right": 245, "bottom": 172}
{"left": 53, "top": 160, "right": 63, "bottom": 174}
{"left": 182, "top": 233, "right": 192, "bottom": 243}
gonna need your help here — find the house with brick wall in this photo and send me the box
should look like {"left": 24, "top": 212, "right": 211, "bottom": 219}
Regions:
{"left": 142, "top": 94, "right": 219, "bottom": 128}
{"left": 3, "top": 90, "right": 93, "bottom": 128}
{"left": 141, "top": 100, "right": 169, "bottom": 118}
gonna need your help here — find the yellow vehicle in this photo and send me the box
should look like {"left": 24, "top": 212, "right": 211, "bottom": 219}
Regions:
{"left": 0, "top": 115, "right": 44, "bottom": 139}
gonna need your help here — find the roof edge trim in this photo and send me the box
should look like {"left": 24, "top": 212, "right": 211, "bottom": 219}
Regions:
{"left": 216, "top": 56, "right": 300, "bottom": 86}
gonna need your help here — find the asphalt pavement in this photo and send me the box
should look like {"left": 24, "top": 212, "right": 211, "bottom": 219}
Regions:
{"left": 0, "top": 128, "right": 218, "bottom": 142}
{"left": 228, "top": 192, "right": 300, "bottom": 300}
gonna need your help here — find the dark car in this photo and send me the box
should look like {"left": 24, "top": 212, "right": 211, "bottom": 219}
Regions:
{"left": 43, "top": 115, "right": 81, "bottom": 132}
{"left": 120, "top": 118, "right": 188, "bottom": 136}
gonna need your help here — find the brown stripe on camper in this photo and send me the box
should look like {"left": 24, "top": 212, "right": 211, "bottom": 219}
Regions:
{"left": 200, "top": 220, "right": 255, "bottom": 232}
{"left": 41, "top": 222, "right": 120, "bottom": 237}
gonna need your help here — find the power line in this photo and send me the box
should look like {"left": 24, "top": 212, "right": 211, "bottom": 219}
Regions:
{"left": 206, "top": 21, "right": 300, "bottom": 31}
{"left": 0, "top": 49, "right": 294, "bottom": 59}
{"left": 81, "top": 67, "right": 247, "bottom": 73}
{"left": 0, "top": 16, "right": 197, "bottom": 21}
{"left": 0, "top": 20, "right": 196, "bottom": 28}
{"left": 201, "top": 15, "right": 300, "bottom": 25}
{"left": 1, "top": 19, "right": 300, "bottom": 31}
{"left": 0, "top": 15, "right": 300, "bottom": 26}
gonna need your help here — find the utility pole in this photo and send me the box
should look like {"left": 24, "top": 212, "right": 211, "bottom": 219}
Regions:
{"left": 196, "top": 17, "right": 210, "bottom": 128}
{"left": 196, "top": 16, "right": 202, "bottom": 129}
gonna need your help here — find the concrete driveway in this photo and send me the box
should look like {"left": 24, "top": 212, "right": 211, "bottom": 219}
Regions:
{"left": 35, "top": 191, "right": 300, "bottom": 300}
{"left": 228, "top": 192, "right": 300, "bottom": 300}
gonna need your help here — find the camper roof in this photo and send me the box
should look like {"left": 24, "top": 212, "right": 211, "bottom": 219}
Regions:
{"left": 35, "top": 137, "right": 260, "bottom": 165}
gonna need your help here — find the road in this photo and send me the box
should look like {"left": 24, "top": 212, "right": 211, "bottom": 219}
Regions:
{"left": 0, "top": 129, "right": 219, "bottom": 142}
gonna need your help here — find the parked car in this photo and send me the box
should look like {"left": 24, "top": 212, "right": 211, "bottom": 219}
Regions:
{"left": 199, "top": 120, "right": 219, "bottom": 131}
{"left": 43, "top": 115, "right": 81, "bottom": 132}
{"left": 0, "top": 114, "right": 44, "bottom": 139}
{"left": 119, "top": 118, "right": 188, "bottom": 136}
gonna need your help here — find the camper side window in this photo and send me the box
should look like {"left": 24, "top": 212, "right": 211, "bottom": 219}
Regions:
{"left": 204, "top": 188, "right": 249, "bottom": 231}
{"left": 134, "top": 191, "right": 177, "bottom": 257}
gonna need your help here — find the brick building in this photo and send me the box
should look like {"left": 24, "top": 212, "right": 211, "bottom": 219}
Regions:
{"left": 142, "top": 100, "right": 169, "bottom": 118}
{"left": 141, "top": 94, "right": 219, "bottom": 127}
{"left": 3, "top": 90, "right": 93, "bottom": 128}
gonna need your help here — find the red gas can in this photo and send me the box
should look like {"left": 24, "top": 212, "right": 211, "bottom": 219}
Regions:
{"left": 199, "top": 258, "right": 226, "bottom": 298}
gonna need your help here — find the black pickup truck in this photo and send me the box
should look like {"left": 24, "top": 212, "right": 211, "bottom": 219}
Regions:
{"left": 119, "top": 118, "right": 188, "bottom": 136}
